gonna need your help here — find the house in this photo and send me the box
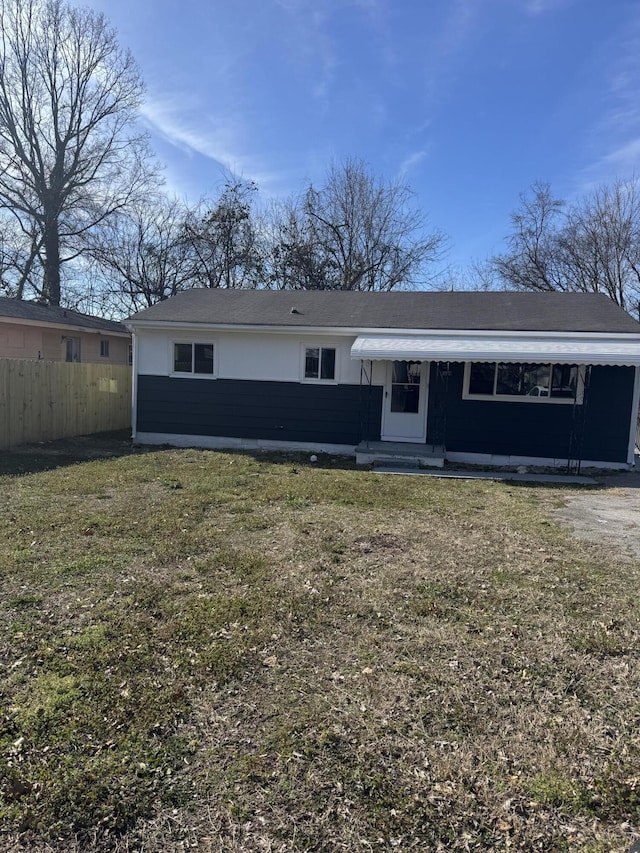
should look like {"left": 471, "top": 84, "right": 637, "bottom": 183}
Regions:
{"left": 127, "top": 289, "right": 640, "bottom": 470}
{"left": 0, "top": 297, "right": 130, "bottom": 364}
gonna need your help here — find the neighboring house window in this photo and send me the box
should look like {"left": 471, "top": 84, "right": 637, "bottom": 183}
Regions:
{"left": 304, "top": 346, "right": 336, "bottom": 381}
{"left": 100, "top": 340, "right": 110, "bottom": 358}
{"left": 173, "top": 342, "right": 214, "bottom": 375}
{"left": 65, "top": 337, "right": 81, "bottom": 363}
{"left": 128, "top": 344, "right": 133, "bottom": 366}
{"left": 464, "top": 362, "right": 583, "bottom": 403}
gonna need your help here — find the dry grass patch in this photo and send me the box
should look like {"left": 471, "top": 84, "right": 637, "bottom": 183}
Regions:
{"left": 0, "top": 439, "right": 638, "bottom": 852}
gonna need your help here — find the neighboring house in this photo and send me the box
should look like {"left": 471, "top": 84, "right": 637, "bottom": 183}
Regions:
{"left": 127, "top": 289, "right": 640, "bottom": 470}
{"left": 0, "top": 297, "right": 130, "bottom": 364}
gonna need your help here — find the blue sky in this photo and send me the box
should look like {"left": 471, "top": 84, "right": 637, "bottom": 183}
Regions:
{"left": 84, "top": 0, "right": 640, "bottom": 280}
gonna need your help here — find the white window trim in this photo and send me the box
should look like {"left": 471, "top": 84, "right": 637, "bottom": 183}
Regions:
{"left": 462, "top": 362, "right": 585, "bottom": 405}
{"left": 301, "top": 343, "right": 339, "bottom": 384}
{"left": 170, "top": 340, "right": 217, "bottom": 378}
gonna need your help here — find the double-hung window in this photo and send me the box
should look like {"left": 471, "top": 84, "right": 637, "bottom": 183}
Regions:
{"left": 464, "top": 362, "right": 582, "bottom": 403}
{"left": 304, "top": 346, "right": 336, "bottom": 381}
{"left": 173, "top": 342, "right": 214, "bottom": 376}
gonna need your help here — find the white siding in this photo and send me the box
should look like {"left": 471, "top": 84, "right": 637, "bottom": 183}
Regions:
{"left": 135, "top": 330, "right": 171, "bottom": 375}
{"left": 135, "top": 328, "right": 377, "bottom": 385}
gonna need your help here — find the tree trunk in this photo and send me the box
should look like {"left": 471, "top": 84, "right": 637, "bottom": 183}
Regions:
{"left": 42, "top": 221, "right": 61, "bottom": 306}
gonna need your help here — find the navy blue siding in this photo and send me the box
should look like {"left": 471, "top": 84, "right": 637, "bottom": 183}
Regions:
{"left": 137, "top": 376, "right": 383, "bottom": 445}
{"left": 427, "top": 363, "right": 635, "bottom": 463}
{"left": 580, "top": 366, "right": 636, "bottom": 462}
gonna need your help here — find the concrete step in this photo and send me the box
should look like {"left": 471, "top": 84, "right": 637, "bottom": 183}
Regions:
{"left": 356, "top": 441, "right": 445, "bottom": 468}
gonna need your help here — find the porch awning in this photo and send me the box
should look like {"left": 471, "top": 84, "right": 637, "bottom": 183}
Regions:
{"left": 350, "top": 334, "right": 640, "bottom": 366}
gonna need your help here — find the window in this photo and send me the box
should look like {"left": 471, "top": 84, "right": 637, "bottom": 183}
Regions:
{"left": 390, "top": 361, "right": 421, "bottom": 413}
{"left": 100, "top": 340, "right": 110, "bottom": 358}
{"left": 173, "top": 342, "right": 214, "bottom": 375}
{"left": 304, "top": 346, "right": 336, "bottom": 381}
{"left": 65, "top": 337, "right": 80, "bottom": 363}
{"left": 464, "top": 362, "right": 582, "bottom": 403}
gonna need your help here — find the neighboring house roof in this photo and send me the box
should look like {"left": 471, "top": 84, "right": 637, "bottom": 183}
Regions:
{"left": 0, "top": 297, "right": 129, "bottom": 336}
{"left": 127, "top": 289, "right": 640, "bottom": 334}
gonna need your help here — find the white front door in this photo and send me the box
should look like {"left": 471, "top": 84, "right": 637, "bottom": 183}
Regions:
{"left": 381, "top": 360, "right": 428, "bottom": 442}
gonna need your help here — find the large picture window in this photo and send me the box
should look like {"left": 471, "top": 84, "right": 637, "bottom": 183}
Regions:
{"left": 304, "top": 346, "right": 336, "bottom": 381}
{"left": 464, "top": 362, "right": 583, "bottom": 403}
{"left": 173, "top": 342, "right": 214, "bottom": 375}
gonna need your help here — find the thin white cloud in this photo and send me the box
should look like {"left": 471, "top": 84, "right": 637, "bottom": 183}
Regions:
{"left": 600, "top": 137, "right": 640, "bottom": 172}
{"left": 398, "top": 148, "right": 430, "bottom": 178}
{"left": 523, "top": 0, "right": 574, "bottom": 15}
{"left": 274, "top": 0, "right": 391, "bottom": 103}
{"left": 140, "top": 94, "right": 278, "bottom": 192}
{"left": 580, "top": 6, "right": 640, "bottom": 186}
{"left": 420, "top": 0, "right": 483, "bottom": 103}
{"left": 436, "top": 0, "right": 478, "bottom": 58}
{"left": 310, "top": 14, "right": 339, "bottom": 102}
{"left": 421, "top": 0, "right": 572, "bottom": 103}
{"left": 352, "top": 0, "right": 383, "bottom": 10}
{"left": 272, "top": 0, "right": 305, "bottom": 11}
{"left": 270, "top": 0, "right": 338, "bottom": 104}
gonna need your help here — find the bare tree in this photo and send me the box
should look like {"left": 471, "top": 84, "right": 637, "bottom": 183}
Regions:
{"left": 0, "top": 0, "right": 153, "bottom": 306}
{"left": 266, "top": 197, "right": 333, "bottom": 290}
{"left": 0, "top": 212, "right": 42, "bottom": 296}
{"left": 559, "top": 181, "right": 640, "bottom": 310}
{"left": 85, "top": 196, "right": 193, "bottom": 315}
{"left": 491, "top": 182, "right": 566, "bottom": 292}
{"left": 181, "top": 179, "right": 264, "bottom": 289}
{"left": 492, "top": 179, "right": 640, "bottom": 313}
{"left": 267, "top": 158, "right": 445, "bottom": 291}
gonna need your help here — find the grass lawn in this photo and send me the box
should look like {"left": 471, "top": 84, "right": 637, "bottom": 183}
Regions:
{"left": 0, "top": 436, "right": 638, "bottom": 852}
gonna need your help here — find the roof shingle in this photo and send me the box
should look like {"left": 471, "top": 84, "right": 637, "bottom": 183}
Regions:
{"left": 0, "top": 297, "right": 127, "bottom": 334}
{"left": 128, "top": 289, "right": 640, "bottom": 334}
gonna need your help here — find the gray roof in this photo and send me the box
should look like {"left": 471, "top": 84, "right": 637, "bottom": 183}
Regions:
{"left": 128, "top": 289, "right": 640, "bottom": 334}
{"left": 0, "top": 297, "right": 128, "bottom": 335}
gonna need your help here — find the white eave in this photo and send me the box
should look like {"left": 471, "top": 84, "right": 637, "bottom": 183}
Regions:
{"left": 127, "top": 318, "right": 640, "bottom": 364}
{"left": 350, "top": 333, "right": 640, "bottom": 366}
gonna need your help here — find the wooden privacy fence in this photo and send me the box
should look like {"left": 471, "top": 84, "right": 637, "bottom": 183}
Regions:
{"left": 0, "top": 360, "right": 132, "bottom": 448}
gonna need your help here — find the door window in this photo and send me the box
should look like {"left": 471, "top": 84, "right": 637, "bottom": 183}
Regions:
{"left": 390, "top": 361, "right": 421, "bottom": 413}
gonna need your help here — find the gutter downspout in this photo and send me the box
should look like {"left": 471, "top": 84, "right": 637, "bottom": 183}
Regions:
{"left": 129, "top": 328, "right": 138, "bottom": 442}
